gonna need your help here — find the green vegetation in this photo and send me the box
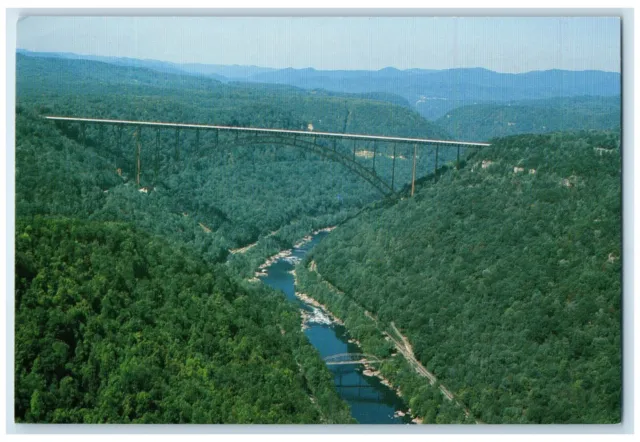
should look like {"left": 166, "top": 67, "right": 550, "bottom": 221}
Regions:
{"left": 17, "top": 54, "right": 450, "bottom": 262}
{"left": 295, "top": 262, "right": 475, "bottom": 424}
{"left": 15, "top": 52, "right": 622, "bottom": 424}
{"left": 437, "top": 96, "right": 620, "bottom": 141}
{"left": 15, "top": 217, "right": 353, "bottom": 423}
{"left": 17, "top": 55, "right": 445, "bottom": 423}
{"left": 306, "top": 131, "right": 621, "bottom": 423}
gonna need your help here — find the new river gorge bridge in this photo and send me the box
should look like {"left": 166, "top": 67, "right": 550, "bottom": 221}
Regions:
{"left": 44, "top": 116, "right": 490, "bottom": 197}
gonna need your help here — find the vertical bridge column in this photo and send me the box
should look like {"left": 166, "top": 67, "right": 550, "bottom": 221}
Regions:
{"left": 135, "top": 125, "right": 142, "bottom": 187}
{"left": 174, "top": 128, "right": 180, "bottom": 161}
{"left": 372, "top": 141, "right": 377, "bottom": 174}
{"left": 80, "top": 122, "right": 86, "bottom": 146}
{"left": 391, "top": 143, "right": 396, "bottom": 192}
{"left": 411, "top": 143, "right": 417, "bottom": 197}
{"left": 116, "top": 125, "right": 123, "bottom": 169}
{"left": 435, "top": 145, "right": 439, "bottom": 181}
{"left": 154, "top": 128, "right": 160, "bottom": 185}
{"left": 98, "top": 124, "right": 104, "bottom": 147}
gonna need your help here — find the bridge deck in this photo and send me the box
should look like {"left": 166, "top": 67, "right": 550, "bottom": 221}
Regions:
{"left": 43, "top": 116, "right": 491, "bottom": 147}
{"left": 325, "top": 360, "right": 382, "bottom": 366}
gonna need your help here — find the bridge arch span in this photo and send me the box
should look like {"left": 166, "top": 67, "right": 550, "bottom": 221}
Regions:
{"left": 224, "top": 135, "right": 394, "bottom": 196}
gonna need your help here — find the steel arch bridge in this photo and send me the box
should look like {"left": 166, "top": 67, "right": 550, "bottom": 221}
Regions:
{"left": 323, "top": 353, "right": 383, "bottom": 366}
{"left": 44, "top": 116, "right": 490, "bottom": 197}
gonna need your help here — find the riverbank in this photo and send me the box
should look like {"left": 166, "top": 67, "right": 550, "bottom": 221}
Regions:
{"left": 257, "top": 230, "right": 413, "bottom": 424}
{"left": 248, "top": 226, "right": 337, "bottom": 281}
{"left": 294, "top": 259, "right": 476, "bottom": 424}
{"left": 292, "top": 267, "right": 417, "bottom": 422}
{"left": 225, "top": 207, "right": 353, "bottom": 280}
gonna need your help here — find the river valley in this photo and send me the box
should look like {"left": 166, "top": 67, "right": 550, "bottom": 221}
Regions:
{"left": 258, "top": 231, "right": 413, "bottom": 424}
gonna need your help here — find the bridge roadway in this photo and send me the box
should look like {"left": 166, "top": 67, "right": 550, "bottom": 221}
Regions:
{"left": 43, "top": 116, "right": 491, "bottom": 147}
{"left": 324, "top": 353, "right": 383, "bottom": 366}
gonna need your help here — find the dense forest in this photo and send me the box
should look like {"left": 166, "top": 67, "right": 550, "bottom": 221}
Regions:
{"left": 437, "top": 96, "right": 621, "bottom": 141}
{"left": 15, "top": 217, "right": 354, "bottom": 423}
{"left": 16, "top": 54, "right": 451, "bottom": 263}
{"left": 15, "top": 52, "right": 622, "bottom": 424}
{"left": 16, "top": 55, "right": 447, "bottom": 423}
{"left": 305, "top": 131, "right": 621, "bottom": 423}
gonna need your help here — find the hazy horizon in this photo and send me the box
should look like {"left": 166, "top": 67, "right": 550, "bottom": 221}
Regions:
{"left": 17, "top": 16, "right": 621, "bottom": 74}
{"left": 15, "top": 47, "right": 623, "bottom": 75}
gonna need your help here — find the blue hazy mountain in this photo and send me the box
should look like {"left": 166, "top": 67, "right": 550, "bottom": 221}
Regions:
{"left": 246, "top": 66, "right": 621, "bottom": 119}
{"left": 180, "top": 63, "right": 276, "bottom": 79}
{"left": 16, "top": 49, "right": 276, "bottom": 81}
{"left": 17, "top": 49, "right": 620, "bottom": 120}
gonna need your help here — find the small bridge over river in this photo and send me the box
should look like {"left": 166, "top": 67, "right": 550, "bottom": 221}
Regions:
{"left": 324, "top": 353, "right": 383, "bottom": 366}
{"left": 44, "top": 116, "right": 490, "bottom": 197}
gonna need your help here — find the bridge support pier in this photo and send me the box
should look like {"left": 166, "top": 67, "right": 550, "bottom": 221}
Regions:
{"left": 116, "top": 125, "right": 123, "bottom": 168}
{"left": 174, "top": 128, "right": 180, "bottom": 161}
{"left": 154, "top": 128, "right": 160, "bottom": 184}
{"left": 135, "top": 126, "right": 142, "bottom": 186}
{"left": 411, "top": 144, "right": 417, "bottom": 197}
{"left": 391, "top": 143, "right": 396, "bottom": 192}
{"left": 372, "top": 141, "right": 377, "bottom": 174}
{"left": 435, "top": 145, "right": 439, "bottom": 181}
{"left": 80, "top": 122, "right": 86, "bottom": 147}
{"left": 353, "top": 139, "right": 356, "bottom": 162}
{"left": 98, "top": 124, "right": 104, "bottom": 147}
{"left": 456, "top": 145, "right": 460, "bottom": 170}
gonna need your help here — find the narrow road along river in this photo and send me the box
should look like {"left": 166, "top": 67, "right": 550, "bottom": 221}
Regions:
{"left": 258, "top": 230, "right": 413, "bottom": 424}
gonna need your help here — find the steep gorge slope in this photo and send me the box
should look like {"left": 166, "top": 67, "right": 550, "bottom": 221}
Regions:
{"left": 15, "top": 217, "right": 354, "bottom": 423}
{"left": 306, "top": 131, "right": 621, "bottom": 423}
{"left": 16, "top": 54, "right": 451, "bottom": 265}
{"left": 15, "top": 54, "right": 456, "bottom": 423}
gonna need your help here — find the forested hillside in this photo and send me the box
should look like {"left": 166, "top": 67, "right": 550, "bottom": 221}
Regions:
{"left": 17, "top": 54, "right": 450, "bottom": 265}
{"left": 16, "top": 52, "right": 457, "bottom": 423}
{"left": 16, "top": 52, "right": 621, "bottom": 425}
{"left": 305, "top": 131, "right": 621, "bottom": 423}
{"left": 15, "top": 217, "right": 353, "bottom": 423}
{"left": 16, "top": 55, "right": 450, "bottom": 423}
{"left": 437, "top": 96, "right": 621, "bottom": 141}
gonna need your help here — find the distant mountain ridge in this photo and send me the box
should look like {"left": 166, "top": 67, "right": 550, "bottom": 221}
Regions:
{"left": 17, "top": 49, "right": 621, "bottom": 120}
{"left": 437, "top": 95, "right": 621, "bottom": 141}
{"left": 245, "top": 66, "right": 620, "bottom": 119}
{"left": 16, "top": 49, "right": 275, "bottom": 82}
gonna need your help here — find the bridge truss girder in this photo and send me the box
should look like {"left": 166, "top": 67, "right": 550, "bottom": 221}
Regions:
{"left": 48, "top": 116, "right": 489, "bottom": 197}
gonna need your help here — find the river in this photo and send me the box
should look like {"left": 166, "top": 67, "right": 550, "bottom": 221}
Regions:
{"left": 258, "top": 231, "right": 413, "bottom": 424}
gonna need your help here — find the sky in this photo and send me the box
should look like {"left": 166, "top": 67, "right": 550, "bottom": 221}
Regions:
{"left": 17, "top": 16, "right": 621, "bottom": 73}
